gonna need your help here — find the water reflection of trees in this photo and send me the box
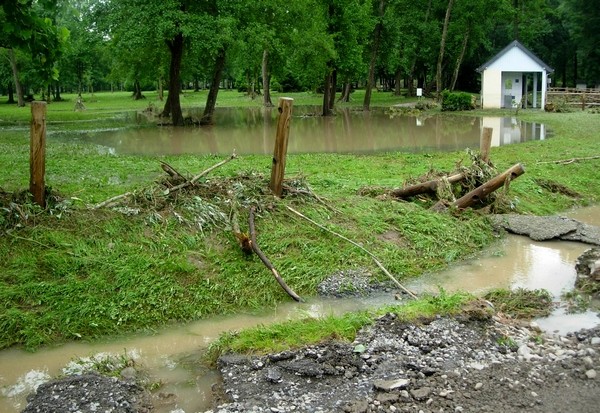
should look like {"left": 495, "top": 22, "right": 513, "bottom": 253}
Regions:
{"left": 78, "top": 108, "right": 546, "bottom": 155}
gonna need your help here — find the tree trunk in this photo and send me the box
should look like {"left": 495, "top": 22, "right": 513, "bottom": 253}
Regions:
{"left": 158, "top": 77, "right": 164, "bottom": 101}
{"left": 450, "top": 29, "right": 469, "bottom": 91}
{"left": 338, "top": 82, "right": 351, "bottom": 102}
{"left": 364, "top": 0, "right": 386, "bottom": 111}
{"left": 328, "top": 69, "right": 337, "bottom": 110}
{"left": 322, "top": 69, "right": 334, "bottom": 116}
{"left": 436, "top": 0, "right": 454, "bottom": 97}
{"left": 166, "top": 33, "right": 185, "bottom": 126}
{"left": 8, "top": 49, "right": 25, "bottom": 107}
{"left": 201, "top": 47, "right": 227, "bottom": 126}
{"left": 7, "top": 83, "right": 15, "bottom": 104}
{"left": 394, "top": 68, "right": 402, "bottom": 96}
{"left": 262, "top": 49, "right": 273, "bottom": 107}
{"left": 132, "top": 79, "right": 144, "bottom": 100}
{"left": 55, "top": 82, "right": 62, "bottom": 101}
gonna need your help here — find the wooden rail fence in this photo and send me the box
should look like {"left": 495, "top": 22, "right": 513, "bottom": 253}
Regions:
{"left": 546, "top": 87, "right": 600, "bottom": 110}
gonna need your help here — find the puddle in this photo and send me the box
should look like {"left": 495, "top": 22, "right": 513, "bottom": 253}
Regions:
{"left": 1, "top": 206, "right": 598, "bottom": 413}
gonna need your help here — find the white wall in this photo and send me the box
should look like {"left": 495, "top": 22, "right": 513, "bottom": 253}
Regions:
{"left": 481, "top": 69, "right": 502, "bottom": 108}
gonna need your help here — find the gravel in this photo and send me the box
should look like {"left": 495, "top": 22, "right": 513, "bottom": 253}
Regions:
{"left": 205, "top": 311, "right": 600, "bottom": 413}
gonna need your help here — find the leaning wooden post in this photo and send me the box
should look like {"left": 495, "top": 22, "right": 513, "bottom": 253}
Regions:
{"left": 480, "top": 127, "right": 493, "bottom": 164}
{"left": 449, "top": 163, "right": 525, "bottom": 210}
{"left": 269, "top": 97, "right": 293, "bottom": 197}
{"left": 30, "top": 101, "right": 47, "bottom": 207}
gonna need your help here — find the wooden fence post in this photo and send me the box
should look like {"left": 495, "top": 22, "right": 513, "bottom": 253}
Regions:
{"left": 30, "top": 101, "right": 47, "bottom": 207}
{"left": 480, "top": 127, "right": 493, "bottom": 164}
{"left": 269, "top": 97, "right": 294, "bottom": 197}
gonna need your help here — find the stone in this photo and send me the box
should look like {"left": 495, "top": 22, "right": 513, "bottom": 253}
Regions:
{"left": 266, "top": 367, "right": 283, "bottom": 383}
{"left": 410, "top": 387, "right": 432, "bottom": 401}
{"left": 373, "top": 379, "right": 410, "bottom": 391}
{"left": 585, "top": 370, "right": 597, "bottom": 379}
{"left": 591, "top": 337, "right": 600, "bottom": 346}
{"left": 474, "top": 382, "right": 483, "bottom": 390}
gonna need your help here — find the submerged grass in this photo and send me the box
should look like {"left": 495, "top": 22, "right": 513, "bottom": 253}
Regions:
{"left": 0, "top": 92, "right": 599, "bottom": 350}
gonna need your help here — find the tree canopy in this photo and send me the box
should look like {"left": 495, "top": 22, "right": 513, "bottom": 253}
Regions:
{"left": 1, "top": 0, "right": 597, "bottom": 122}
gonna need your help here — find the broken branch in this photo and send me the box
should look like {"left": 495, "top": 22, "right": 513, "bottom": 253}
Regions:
{"left": 536, "top": 155, "right": 600, "bottom": 165}
{"left": 249, "top": 206, "right": 303, "bottom": 302}
{"left": 164, "top": 151, "right": 237, "bottom": 195}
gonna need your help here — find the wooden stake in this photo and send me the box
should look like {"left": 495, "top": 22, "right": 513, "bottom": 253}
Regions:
{"left": 30, "top": 101, "right": 47, "bottom": 207}
{"left": 269, "top": 97, "right": 294, "bottom": 197}
{"left": 480, "top": 127, "right": 493, "bottom": 164}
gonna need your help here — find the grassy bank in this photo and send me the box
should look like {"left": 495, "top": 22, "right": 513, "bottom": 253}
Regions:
{"left": 0, "top": 91, "right": 599, "bottom": 350}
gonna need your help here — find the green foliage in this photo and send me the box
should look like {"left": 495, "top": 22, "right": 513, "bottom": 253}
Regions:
{"left": 441, "top": 90, "right": 475, "bottom": 112}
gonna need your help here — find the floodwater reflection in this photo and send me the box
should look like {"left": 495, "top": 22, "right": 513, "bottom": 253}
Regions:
{"left": 57, "top": 107, "right": 549, "bottom": 156}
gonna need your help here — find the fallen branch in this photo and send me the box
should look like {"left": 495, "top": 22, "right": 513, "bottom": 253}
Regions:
{"left": 390, "top": 172, "right": 466, "bottom": 199}
{"left": 432, "top": 163, "right": 525, "bottom": 211}
{"left": 284, "top": 205, "right": 418, "bottom": 300}
{"left": 160, "top": 161, "right": 188, "bottom": 183}
{"left": 536, "top": 155, "right": 600, "bottom": 165}
{"left": 163, "top": 151, "right": 237, "bottom": 195}
{"left": 249, "top": 206, "right": 303, "bottom": 302}
{"left": 92, "top": 192, "right": 132, "bottom": 209}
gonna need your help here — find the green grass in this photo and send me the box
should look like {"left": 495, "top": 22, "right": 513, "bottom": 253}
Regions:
{"left": 205, "top": 290, "right": 472, "bottom": 365}
{"left": 0, "top": 91, "right": 599, "bottom": 350}
{"left": 484, "top": 288, "right": 554, "bottom": 319}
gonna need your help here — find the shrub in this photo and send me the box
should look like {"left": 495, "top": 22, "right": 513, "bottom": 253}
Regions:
{"left": 441, "top": 90, "right": 475, "bottom": 111}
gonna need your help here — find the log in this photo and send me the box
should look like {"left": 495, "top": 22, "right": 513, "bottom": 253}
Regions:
{"left": 433, "top": 163, "right": 525, "bottom": 211}
{"left": 390, "top": 172, "right": 466, "bottom": 199}
{"left": 249, "top": 206, "right": 303, "bottom": 302}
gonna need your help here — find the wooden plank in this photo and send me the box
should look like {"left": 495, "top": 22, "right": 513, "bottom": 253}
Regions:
{"left": 269, "top": 97, "right": 294, "bottom": 197}
{"left": 30, "top": 101, "right": 47, "bottom": 207}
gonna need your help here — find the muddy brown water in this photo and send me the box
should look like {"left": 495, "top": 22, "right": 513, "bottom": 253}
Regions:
{"left": 2, "top": 206, "right": 598, "bottom": 413}
{"left": 53, "top": 108, "right": 548, "bottom": 155}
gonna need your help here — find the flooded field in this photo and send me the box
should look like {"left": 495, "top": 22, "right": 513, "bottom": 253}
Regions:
{"left": 48, "top": 107, "right": 549, "bottom": 156}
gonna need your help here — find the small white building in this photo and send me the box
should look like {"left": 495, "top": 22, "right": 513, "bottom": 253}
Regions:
{"left": 477, "top": 40, "right": 554, "bottom": 109}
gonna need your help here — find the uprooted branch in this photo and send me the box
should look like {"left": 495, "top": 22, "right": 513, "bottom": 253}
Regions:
{"left": 249, "top": 206, "right": 303, "bottom": 302}
{"left": 285, "top": 205, "right": 418, "bottom": 300}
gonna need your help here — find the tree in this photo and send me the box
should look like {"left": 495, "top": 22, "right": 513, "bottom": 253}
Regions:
{"left": 562, "top": 0, "right": 600, "bottom": 85}
{"left": 1, "top": 0, "right": 68, "bottom": 105}
{"left": 363, "top": 0, "right": 386, "bottom": 110}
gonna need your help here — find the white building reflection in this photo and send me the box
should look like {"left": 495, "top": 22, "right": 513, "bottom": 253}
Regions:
{"left": 481, "top": 116, "right": 546, "bottom": 147}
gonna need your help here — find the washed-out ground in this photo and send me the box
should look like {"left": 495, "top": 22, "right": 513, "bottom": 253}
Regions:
{"left": 19, "top": 219, "right": 600, "bottom": 413}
